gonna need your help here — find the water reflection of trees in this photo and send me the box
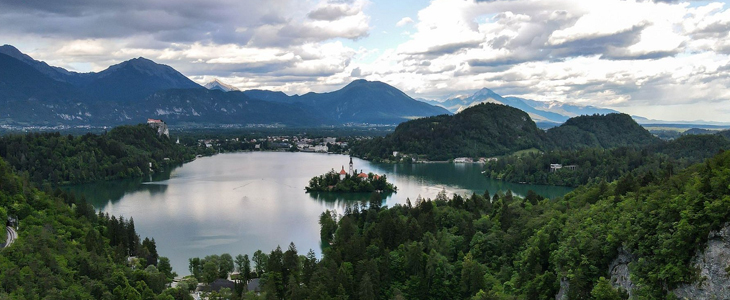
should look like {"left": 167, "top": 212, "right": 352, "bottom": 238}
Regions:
{"left": 63, "top": 167, "right": 175, "bottom": 210}
{"left": 366, "top": 162, "right": 574, "bottom": 200}
{"left": 308, "top": 191, "right": 394, "bottom": 209}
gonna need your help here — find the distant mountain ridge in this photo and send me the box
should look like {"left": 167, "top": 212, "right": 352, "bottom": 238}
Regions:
{"left": 296, "top": 80, "right": 450, "bottom": 124}
{"left": 423, "top": 88, "right": 630, "bottom": 127}
{"left": 0, "top": 45, "right": 449, "bottom": 127}
{"left": 0, "top": 45, "right": 201, "bottom": 99}
{"left": 0, "top": 44, "right": 91, "bottom": 85}
{"left": 84, "top": 57, "right": 203, "bottom": 103}
{"left": 241, "top": 80, "right": 450, "bottom": 124}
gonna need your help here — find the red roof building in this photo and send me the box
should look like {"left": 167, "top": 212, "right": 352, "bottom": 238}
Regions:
{"left": 358, "top": 172, "right": 368, "bottom": 178}
{"left": 339, "top": 166, "right": 347, "bottom": 175}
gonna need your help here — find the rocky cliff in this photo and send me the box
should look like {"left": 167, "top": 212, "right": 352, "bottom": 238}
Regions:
{"left": 556, "top": 223, "right": 730, "bottom": 300}
{"left": 609, "top": 248, "right": 636, "bottom": 298}
{"left": 673, "top": 224, "right": 730, "bottom": 299}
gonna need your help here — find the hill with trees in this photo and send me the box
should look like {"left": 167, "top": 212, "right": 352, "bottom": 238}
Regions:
{"left": 352, "top": 104, "right": 659, "bottom": 161}
{"left": 0, "top": 157, "right": 187, "bottom": 299}
{"left": 545, "top": 113, "right": 660, "bottom": 149}
{"left": 485, "top": 133, "right": 730, "bottom": 187}
{"left": 0, "top": 124, "right": 193, "bottom": 186}
{"left": 352, "top": 103, "right": 550, "bottom": 161}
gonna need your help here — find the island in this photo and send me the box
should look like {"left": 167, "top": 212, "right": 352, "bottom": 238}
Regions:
{"left": 306, "top": 158, "right": 397, "bottom": 193}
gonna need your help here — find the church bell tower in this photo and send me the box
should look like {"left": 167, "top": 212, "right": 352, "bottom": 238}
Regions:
{"left": 349, "top": 157, "right": 354, "bottom": 175}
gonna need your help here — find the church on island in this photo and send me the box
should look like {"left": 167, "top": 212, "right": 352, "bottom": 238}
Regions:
{"left": 306, "top": 157, "right": 395, "bottom": 193}
{"left": 338, "top": 157, "right": 381, "bottom": 181}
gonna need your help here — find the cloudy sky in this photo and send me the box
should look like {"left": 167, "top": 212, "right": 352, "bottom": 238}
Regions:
{"left": 2, "top": 0, "right": 730, "bottom": 122}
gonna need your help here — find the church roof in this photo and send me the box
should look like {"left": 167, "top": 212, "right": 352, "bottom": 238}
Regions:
{"left": 358, "top": 172, "right": 368, "bottom": 178}
{"left": 339, "top": 166, "right": 347, "bottom": 175}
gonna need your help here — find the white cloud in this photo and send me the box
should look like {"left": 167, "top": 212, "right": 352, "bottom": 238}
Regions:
{"left": 3, "top": 0, "right": 730, "bottom": 122}
{"left": 396, "top": 17, "right": 414, "bottom": 27}
{"left": 354, "top": 0, "right": 730, "bottom": 122}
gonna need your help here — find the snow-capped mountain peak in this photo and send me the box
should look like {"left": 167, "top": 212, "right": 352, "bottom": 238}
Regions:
{"left": 204, "top": 78, "right": 239, "bottom": 92}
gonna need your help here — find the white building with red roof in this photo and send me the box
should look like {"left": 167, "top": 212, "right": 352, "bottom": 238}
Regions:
{"left": 339, "top": 166, "right": 347, "bottom": 180}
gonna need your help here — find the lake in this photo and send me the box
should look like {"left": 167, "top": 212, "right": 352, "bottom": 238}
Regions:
{"left": 67, "top": 152, "right": 573, "bottom": 276}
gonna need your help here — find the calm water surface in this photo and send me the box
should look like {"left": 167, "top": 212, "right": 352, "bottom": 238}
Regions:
{"left": 68, "top": 152, "right": 573, "bottom": 275}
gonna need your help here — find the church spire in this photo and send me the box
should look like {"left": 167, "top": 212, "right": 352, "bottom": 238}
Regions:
{"left": 349, "top": 157, "right": 354, "bottom": 175}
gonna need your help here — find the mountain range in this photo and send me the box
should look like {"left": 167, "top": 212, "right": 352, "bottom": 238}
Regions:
{"left": 239, "top": 80, "right": 449, "bottom": 124}
{"left": 420, "top": 88, "right": 623, "bottom": 128}
{"left": 0, "top": 45, "right": 448, "bottom": 127}
{"left": 420, "top": 88, "right": 730, "bottom": 128}
{"left": 4, "top": 44, "right": 724, "bottom": 129}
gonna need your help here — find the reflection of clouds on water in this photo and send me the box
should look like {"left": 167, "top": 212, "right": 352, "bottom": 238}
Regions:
{"left": 70, "top": 152, "right": 574, "bottom": 276}
{"left": 186, "top": 234, "right": 240, "bottom": 249}
{"left": 233, "top": 181, "right": 254, "bottom": 190}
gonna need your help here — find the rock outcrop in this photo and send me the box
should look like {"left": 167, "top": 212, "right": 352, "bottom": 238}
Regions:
{"left": 554, "top": 224, "right": 730, "bottom": 300}
{"left": 555, "top": 277, "right": 569, "bottom": 300}
{"left": 673, "top": 224, "right": 730, "bottom": 299}
{"left": 609, "top": 248, "right": 636, "bottom": 298}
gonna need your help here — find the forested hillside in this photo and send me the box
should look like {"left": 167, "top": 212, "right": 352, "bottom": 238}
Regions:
{"left": 217, "top": 150, "right": 730, "bottom": 299}
{"left": 0, "top": 158, "right": 187, "bottom": 299}
{"left": 0, "top": 124, "right": 193, "bottom": 186}
{"left": 485, "top": 133, "right": 730, "bottom": 187}
{"left": 352, "top": 103, "right": 550, "bottom": 161}
{"left": 351, "top": 104, "right": 660, "bottom": 161}
{"left": 546, "top": 113, "right": 660, "bottom": 149}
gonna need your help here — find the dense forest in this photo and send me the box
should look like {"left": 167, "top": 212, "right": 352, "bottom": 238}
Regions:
{"left": 485, "top": 134, "right": 730, "bottom": 187}
{"left": 545, "top": 113, "right": 659, "bottom": 149}
{"left": 0, "top": 157, "right": 188, "bottom": 299}
{"left": 196, "top": 150, "right": 730, "bottom": 299}
{"left": 306, "top": 170, "right": 396, "bottom": 193}
{"left": 351, "top": 104, "right": 659, "bottom": 161}
{"left": 0, "top": 124, "right": 194, "bottom": 186}
{"left": 351, "top": 103, "right": 550, "bottom": 161}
